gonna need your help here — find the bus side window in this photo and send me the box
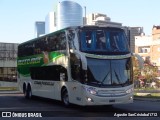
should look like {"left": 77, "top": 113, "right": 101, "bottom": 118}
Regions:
{"left": 55, "top": 32, "right": 66, "bottom": 51}
{"left": 48, "top": 36, "right": 56, "bottom": 51}
{"left": 70, "top": 53, "right": 83, "bottom": 82}
{"left": 18, "top": 46, "right": 24, "bottom": 57}
{"left": 60, "top": 66, "right": 68, "bottom": 81}
{"left": 86, "top": 31, "right": 92, "bottom": 48}
{"left": 34, "top": 41, "right": 41, "bottom": 54}
{"left": 40, "top": 38, "right": 47, "bottom": 52}
{"left": 23, "top": 43, "right": 34, "bottom": 56}
{"left": 59, "top": 33, "right": 66, "bottom": 50}
{"left": 30, "top": 65, "right": 68, "bottom": 81}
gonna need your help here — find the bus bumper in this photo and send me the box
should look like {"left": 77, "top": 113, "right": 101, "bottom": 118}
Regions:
{"left": 83, "top": 93, "right": 133, "bottom": 106}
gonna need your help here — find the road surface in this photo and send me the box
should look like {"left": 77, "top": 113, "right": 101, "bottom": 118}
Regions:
{"left": 0, "top": 93, "right": 160, "bottom": 120}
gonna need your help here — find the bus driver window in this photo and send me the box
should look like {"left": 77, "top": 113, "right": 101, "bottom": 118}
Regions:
{"left": 96, "top": 31, "right": 106, "bottom": 49}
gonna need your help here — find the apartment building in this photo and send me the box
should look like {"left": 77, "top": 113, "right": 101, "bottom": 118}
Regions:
{"left": 0, "top": 42, "right": 18, "bottom": 82}
{"left": 85, "top": 13, "right": 122, "bottom": 27}
{"left": 135, "top": 35, "right": 160, "bottom": 67}
{"left": 152, "top": 25, "right": 160, "bottom": 40}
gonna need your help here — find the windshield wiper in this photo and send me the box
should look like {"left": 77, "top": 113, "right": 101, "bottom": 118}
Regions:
{"left": 114, "top": 70, "right": 124, "bottom": 87}
{"left": 100, "top": 71, "right": 110, "bottom": 86}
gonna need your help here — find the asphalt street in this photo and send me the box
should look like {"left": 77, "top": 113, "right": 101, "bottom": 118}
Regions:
{"left": 0, "top": 93, "right": 159, "bottom": 120}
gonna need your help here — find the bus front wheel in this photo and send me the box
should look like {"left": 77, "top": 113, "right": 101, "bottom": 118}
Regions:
{"left": 61, "top": 88, "right": 70, "bottom": 107}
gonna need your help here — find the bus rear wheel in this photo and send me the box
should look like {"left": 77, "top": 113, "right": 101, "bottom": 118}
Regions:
{"left": 23, "top": 84, "right": 28, "bottom": 98}
{"left": 61, "top": 88, "right": 70, "bottom": 107}
{"left": 27, "top": 85, "right": 32, "bottom": 99}
{"left": 24, "top": 84, "right": 32, "bottom": 99}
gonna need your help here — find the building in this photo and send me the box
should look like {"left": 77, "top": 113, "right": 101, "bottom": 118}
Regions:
{"left": 85, "top": 13, "right": 122, "bottom": 27}
{"left": 45, "top": 1, "right": 83, "bottom": 32}
{"left": 86, "top": 13, "right": 110, "bottom": 25}
{"left": 152, "top": 25, "right": 160, "bottom": 40}
{"left": 45, "top": 12, "right": 57, "bottom": 34}
{"left": 123, "top": 27, "right": 144, "bottom": 53}
{"left": 57, "top": 0, "right": 83, "bottom": 30}
{"left": 135, "top": 35, "right": 160, "bottom": 67}
{"left": 0, "top": 42, "right": 18, "bottom": 82}
{"left": 135, "top": 35, "right": 152, "bottom": 59}
{"left": 35, "top": 21, "right": 45, "bottom": 37}
{"left": 151, "top": 40, "right": 160, "bottom": 67}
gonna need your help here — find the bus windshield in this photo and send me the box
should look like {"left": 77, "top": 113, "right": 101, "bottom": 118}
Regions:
{"left": 86, "top": 58, "right": 132, "bottom": 87}
{"left": 79, "top": 28, "right": 129, "bottom": 54}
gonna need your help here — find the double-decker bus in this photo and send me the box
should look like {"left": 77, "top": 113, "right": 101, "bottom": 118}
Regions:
{"left": 17, "top": 26, "right": 133, "bottom": 106}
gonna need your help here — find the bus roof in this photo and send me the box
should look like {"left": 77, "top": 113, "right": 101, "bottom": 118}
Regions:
{"left": 19, "top": 25, "right": 123, "bottom": 46}
{"left": 19, "top": 27, "right": 67, "bottom": 46}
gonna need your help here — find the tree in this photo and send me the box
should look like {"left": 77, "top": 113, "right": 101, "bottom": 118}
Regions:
{"left": 141, "top": 57, "right": 158, "bottom": 83}
{"left": 132, "top": 56, "right": 142, "bottom": 81}
{"left": 132, "top": 55, "right": 158, "bottom": 88}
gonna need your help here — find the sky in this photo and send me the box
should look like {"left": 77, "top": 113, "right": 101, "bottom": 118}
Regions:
{"left": 0, "top": 0, "right": 160, "bottom": 43}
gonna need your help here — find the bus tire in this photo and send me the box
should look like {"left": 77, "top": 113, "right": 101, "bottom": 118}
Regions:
{"left": 61, "top": 88, "right": 70, "bottom": 107}
{"left": 26, "top": 85, "right": 32, "bottom": 99}
{"left": 23, "top": 84, "right": 28, "bottom": 99}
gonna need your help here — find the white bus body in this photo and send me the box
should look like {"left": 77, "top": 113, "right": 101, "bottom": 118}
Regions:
{"left": 17, "top": 26, "right": 133, "bottom": 106}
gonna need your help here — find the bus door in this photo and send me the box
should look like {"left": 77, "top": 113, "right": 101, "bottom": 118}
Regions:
{"left": 69, "top": 53, "right": 84, "bottom": 105}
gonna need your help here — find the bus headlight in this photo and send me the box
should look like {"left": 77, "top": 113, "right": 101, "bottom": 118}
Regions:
{"left": 83, "top": 86, "right": 97, "bottom": 95}
{"left": 87, "top": 97, "right": 94, "bottom": 102}
{"left": 126, "top": 88, "right": 133, "bottom": 94}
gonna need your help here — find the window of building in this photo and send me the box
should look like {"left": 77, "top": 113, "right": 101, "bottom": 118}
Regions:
{"left": 138, "top": 46, "right": 150, "bottom": 53}
{"left": 0, "top": 67, "right": 17, "bottom": 82}
{"left": 0, "top": 43, "right": 18, "bottom": 60}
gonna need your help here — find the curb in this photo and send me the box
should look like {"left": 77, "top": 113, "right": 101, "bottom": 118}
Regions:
{"left": 0, "top": 91, "right": 21, "bottom": 94}
{"left": 134, "top": 97, "right": 160, "bottom": 102}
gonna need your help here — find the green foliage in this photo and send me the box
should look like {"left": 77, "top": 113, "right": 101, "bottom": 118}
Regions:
{"left": 141, "top": 56, "right": 158, "bottom": 82}
{"left": 132, "top": 56, "right": 158, "bottom": 82}
{"left": 132, "top": 56, "right": 141, "bottom": 80}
